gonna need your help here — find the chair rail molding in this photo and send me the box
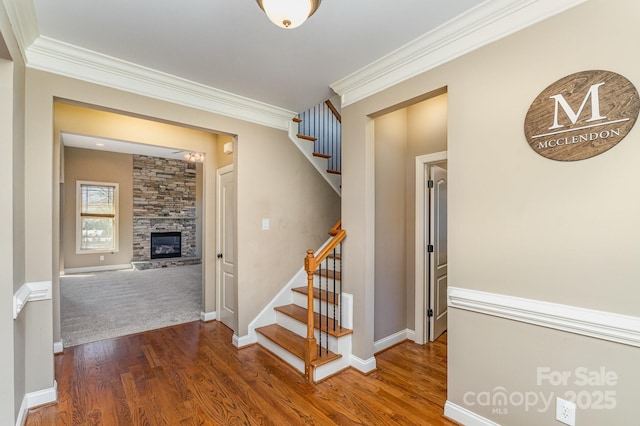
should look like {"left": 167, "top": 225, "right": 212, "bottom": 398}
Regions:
{"left": 448, "top": 286, "right": 640, "bottom": 347}
{"left": 13, "top": 281, "right": 52, "bottom": 319}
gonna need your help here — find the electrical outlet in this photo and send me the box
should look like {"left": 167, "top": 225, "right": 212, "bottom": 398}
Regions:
{"left": 99, "top": 255, "right": 104, "bottom": 261}
{"left": 556, "top": 397, "right": 576, "bottom": 426}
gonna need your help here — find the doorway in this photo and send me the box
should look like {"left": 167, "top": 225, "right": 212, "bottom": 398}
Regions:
{"left": 414, "top": 151, "right": 448, "bottom": 344}
{"left": 54, "top": 101, "right": 227, "bottom": 348}
{"left": 216, "top": 164, "right": 236, "bottom": 331}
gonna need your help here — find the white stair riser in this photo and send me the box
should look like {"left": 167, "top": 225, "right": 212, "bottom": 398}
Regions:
{"left": 292, "top": 292, "right": 340, "bottom": 320}
{"left": 256, "top": 334, "right": 305, "bottom": 373}
{"left": 312, "top": 275, "right": 341, "bottom": 288}
{"left": 289, "top": 272, "right": 342, "bottom": 291}
{"left": 275, "top": 312, "right": 342, "bottom": 351}
{"left": 313, "top": 337, "right": 352, "bottom": 382}
{"left": 291, "top": 292, "right": 353, "bottom": 330}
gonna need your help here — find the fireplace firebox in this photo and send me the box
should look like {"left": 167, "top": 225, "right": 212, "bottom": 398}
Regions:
{"left": 150, "top": 231, "right": 182, "bottom": 259}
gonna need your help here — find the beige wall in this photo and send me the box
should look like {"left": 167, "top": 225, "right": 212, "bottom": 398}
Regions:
{"left": 216, "top": 135, "right": 234, "bottom": 168}
{"left": 373, "top": 94, "right": 447, "bottom": 341}
{"left": 374, "top": 109, "right": 408, "bottom": 340}
{"left": 344, "top": 0, "right": 640, "bottom": 422}
{"left": 405, "top": 94, "right": 447, "bottom": 331}
{"left": 0, "top": 2, "right": 27, "bottom": 422}
{"left": 62, "top": 147, "right": 134, "bottom": 270}
{"left": 236, "top": 124, "right": 341, "bottom": 335}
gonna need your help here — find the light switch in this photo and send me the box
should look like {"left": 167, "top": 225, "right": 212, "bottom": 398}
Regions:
{"left": 262, "top": 218, "right": 270, "bottom": 230}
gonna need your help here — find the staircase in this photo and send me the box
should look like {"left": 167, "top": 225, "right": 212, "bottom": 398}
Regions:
{"left": 252, "top": 100, "right": 347, "bottom": 382}
{"left": 254, "top": 222, "right": 352, "bottom": 382}
{"left": 289, "top": 100, "right": 342, "bottom": 195}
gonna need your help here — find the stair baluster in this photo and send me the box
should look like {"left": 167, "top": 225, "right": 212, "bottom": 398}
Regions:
{"left": 297, "top": 100, "right": 341, "bottom": 173}
{"left": 303, "top": 220, "right": 346, "bottom": 381}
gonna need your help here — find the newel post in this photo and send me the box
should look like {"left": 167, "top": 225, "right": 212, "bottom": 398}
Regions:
{"left": 303, "top": 249, "right": 318, "bottom": 381}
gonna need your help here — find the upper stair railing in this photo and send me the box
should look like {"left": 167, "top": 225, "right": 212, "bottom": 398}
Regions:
{"left": 303, "top": 220, "right": 346, "bottom": 381}
{"left": 297, "top": 100, "right": 342, "bottom": 174}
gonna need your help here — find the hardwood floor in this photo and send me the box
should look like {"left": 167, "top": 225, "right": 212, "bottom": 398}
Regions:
{"left": 26, "top": 321, "right": 455, "bottom": 425}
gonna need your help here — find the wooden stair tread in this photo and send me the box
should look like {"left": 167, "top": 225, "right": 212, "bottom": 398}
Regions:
{"left": 327, "top": 169, "right": 341, "bottom": 175}
{"left": 256, "top": 324, "right": 342, "bottom": 367}
{"left": 275, "top": 304, "right": 353, "bottom": 337}
{"left": 292, "top": 117, "right": 302, "bottom": 123}
{"left": 313, "top": 152, "right": 331, "bottom": 159}
{"left": 292, "top": 286, "right": 340, "bottom": 305}
{"left": 314, "top": 269, "right": 341, "bottom": 280}
{"left": 256, "top": 324, "right": 304, "bottom": 358}
{"left": 296, "top": 133, "right": 317, "bottom": 142}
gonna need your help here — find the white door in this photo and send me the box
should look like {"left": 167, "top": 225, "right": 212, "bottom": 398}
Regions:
{"left": 429, "top": 165, "right": 448, "bottom": 341}
{"left": 216, "top": 165, "right": 236, "bottom": 331}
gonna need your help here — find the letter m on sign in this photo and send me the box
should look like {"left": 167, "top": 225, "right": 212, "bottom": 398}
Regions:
{"left": 548, "top": 82, "right": 606, "bottom": 130}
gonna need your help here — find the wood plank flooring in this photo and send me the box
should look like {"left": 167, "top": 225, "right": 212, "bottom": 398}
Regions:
{"left": 26, "top": 321, "right": 455, "bottom": 425}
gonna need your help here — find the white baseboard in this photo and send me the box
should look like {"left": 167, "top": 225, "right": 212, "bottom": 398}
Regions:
{"left": 200, "top": 311, "right": 216, "bottom": 322}
{"left": 350, "top": 354, "right": 377, "bottom": 374}
{"left": 374, "top": 328, "right": 414, "bottom": 353}
{"left": 233, "top": 333, "right": 255, "bottom": 348}
{"left": 16, "top": 381, "right": 58, "bottom": 426}
{"left": 444, "top": 401, "right": 500, "bottom": 426}
{"left": 63, "top": 264, "right": 132, "bottom": 274}
{"left": 53, "top": 341, "right": 63, "bottom": 354}
{"left": 13, "top": 281, "right": 52, "bottom": 319}
{"left": 448, "top": 286, "right": 640, "bottom": 347}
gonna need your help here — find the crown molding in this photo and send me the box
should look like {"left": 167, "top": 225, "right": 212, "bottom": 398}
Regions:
{"left": 331, "top": 0, "right": 588, "bottom": 107}
{"left": 1, "top": 0, "right": 39, "bottom": 62}
{"left": 4, "top": 0, "right": 294, "bottom": 128}
{"left": 25, "top": 36, "right": 295, "bottom": 130}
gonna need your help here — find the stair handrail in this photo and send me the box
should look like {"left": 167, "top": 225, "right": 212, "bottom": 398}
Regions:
{"left": 325, "top": 100, "right": 341, "bottom": 123}
{"left": 303, "top": 220, "right": 346, "bottom": 381}
{"left": 328, "top": 219, "right": 341, "bottom": 236}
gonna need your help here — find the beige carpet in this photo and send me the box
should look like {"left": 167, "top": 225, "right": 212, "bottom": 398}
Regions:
{"left": 60, "top": 264, "right": 202, "bottom": 347}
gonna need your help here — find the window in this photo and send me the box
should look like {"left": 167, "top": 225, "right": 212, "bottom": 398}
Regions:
{"left": 76, "top": 181, "right": 119, "bottom": 253}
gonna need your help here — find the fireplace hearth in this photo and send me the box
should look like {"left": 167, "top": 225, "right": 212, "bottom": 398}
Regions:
{"left": 150, "top": 231, "right": 182, "bottom": 259}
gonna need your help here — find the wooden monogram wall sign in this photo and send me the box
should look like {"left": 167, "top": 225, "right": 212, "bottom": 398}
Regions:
{"left": 524, "top": 70, "right": 639, "bottom": 161}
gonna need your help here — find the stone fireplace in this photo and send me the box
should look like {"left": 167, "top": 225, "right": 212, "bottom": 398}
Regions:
{"left": 131, "top": 154, "right": 200, "bottom": 269}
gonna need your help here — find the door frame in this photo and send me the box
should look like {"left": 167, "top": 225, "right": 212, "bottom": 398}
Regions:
{"left": 414, "top": 151, "right": 447, "bottom": 344}
{"left": 215, "top": 163, "right": 234, "bottom": 326}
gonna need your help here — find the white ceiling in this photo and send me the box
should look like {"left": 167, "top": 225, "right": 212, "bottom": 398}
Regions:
{"left": 4, "top": 0, "right": 584, "bottom": 153}
{"left": 61, "top": 133, "right": 202, "bottom": 160}
{"left": 31, "top": 0, "right": 486, "bottom": 113}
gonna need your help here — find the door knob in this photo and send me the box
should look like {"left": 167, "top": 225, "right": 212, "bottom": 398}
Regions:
{"left": 217, "top": 253, "right": 223, "bottom": 259}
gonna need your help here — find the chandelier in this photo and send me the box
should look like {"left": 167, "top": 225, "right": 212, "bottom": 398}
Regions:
{"left": 184, "top": 152, "right": 205, "bottom": 163}
{"left": 256, "top": 0, "right": 322, "bottom": 29}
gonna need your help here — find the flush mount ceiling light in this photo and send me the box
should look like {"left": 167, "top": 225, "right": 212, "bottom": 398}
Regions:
{"left": 184, "top": 152, "right": 205, "bottom": 163}
{"left": 256, "top": 0, "right": 322, "bottom": 29}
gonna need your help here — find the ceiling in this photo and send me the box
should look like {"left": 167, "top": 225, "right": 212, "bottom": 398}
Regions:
{"left": 61, "top": 133, "right": 203, "bottom": 160}
{"left": 3, "top": 0, "right": 583, "bottom": 154}
{"left": 29, "top": 0, "right": 489, "bottom": 113}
